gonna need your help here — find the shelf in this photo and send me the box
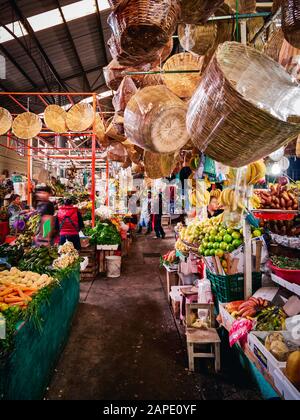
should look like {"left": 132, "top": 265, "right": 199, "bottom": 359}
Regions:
{"left": 253, "top": 210, "right": 298, "bottom": 221}
{"left": 271, "top": 273, "right": 300, "bottom": 297}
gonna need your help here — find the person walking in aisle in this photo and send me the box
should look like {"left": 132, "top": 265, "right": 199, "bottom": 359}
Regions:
{"left": 137, "top": 191, "right": 152, "bottom": 235}
{"left": 56, "top": 198, "right": 84, "bottom": 250}
{"left": 153, "top": 191, "right": 165, "bottom": 239}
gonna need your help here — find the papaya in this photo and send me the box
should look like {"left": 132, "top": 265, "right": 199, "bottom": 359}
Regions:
{"left": 286, "top": 351, "right": 300, "bottom": 390}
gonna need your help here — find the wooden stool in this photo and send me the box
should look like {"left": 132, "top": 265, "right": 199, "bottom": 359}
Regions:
{"left": 186, "top": 303, "right": 221, "bottom": 373}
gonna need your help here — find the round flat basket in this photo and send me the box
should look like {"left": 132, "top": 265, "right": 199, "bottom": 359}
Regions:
{"left": 179, "top": 0, "right": 224, "bottom": 24}
{"left": 66, "top": 103, "right": 94, "bottom": 132}
{"left": 44, "top": 105, "right": 67, "bottom": 133}
{"left": 225, "top": 0, "right": 256, "bottom": 14}
{"left": 163, "top": 53, "right": 204, "bottom": 98}
{"left": 187, "top": 42, "right": 300, "bottom": 168}
{"left": 0, "top": 107, "right": 13, "bottom": 136}
{"left": 108, "top": 0, "right": 180, "bottom": 53}
{"left": 178, "top": 22, "right": 217, "bottom": 56}
{"left": 12, "top": 112, "right": 42, "bottom": 139}
{"left": 124, "top": 85, "right": 190, "bottom": 154}
{"left": 282, "top": 0, "right": 300, "bottom": 49}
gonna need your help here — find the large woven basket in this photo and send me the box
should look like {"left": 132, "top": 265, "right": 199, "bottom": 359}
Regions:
{"left": 103, "top": 59, "right": 152, "bottom": 91}
{"left": 108, "top": 0, "right": 180, "bottom": 62}
{"left": 162, "top": 53, "right": 204, "bottom": 99}
{"left": 144, "top": 151, "right": 179, "bottom": 179}
{"left": 126, "top": 144, "right": 143, "bottom": 164}
{"left": 178, "top": 22, "right": 217, "bottom": 56}
{"left": 187, "top": 42, "right": 300, "bottom": 168}
{"left": 107, "top": 142, "right": 128, "bottom": 163}
{"left": 12, "top": 112, "right": 42, "bottom": 139}
{"left": 225, "top": 0, "right": 256, "bottom": 14}
{"left": 273, "top": 0, "right": 282, "bottom": 12}
{"left": 263, "top": 27, "right": 285, "bottom": 62}
{"left": 279, "top": 39, "right": 300, "bottom": 81}
{"left": 179, "top": 0, "right": 224, "bottom": 24}
{"left": 44, "top": 105, "right": 67, "bottom": 133}
{"left": 105, "top": 116, "right": 126, "bottom": 142}
{"left": 112, "top": 76, "right": 137, "bottom": 114}
{"left": 66, "top": 103, "right": 94, "bottom": 132}
{"left": 108, "top": 0, "right": 120, "bottom": 8}
{"left": 124, "top": 85, "right": 190, "bottom": 154}
{"left": 282, "top": 0, "right": 300, "bottom": 49}
{"left": 140, "top": 67, "right": 164, "bottom": 88}
{"left": 0, "top": 107, "right": 12, "bottom": 136}
{"left": 95, "top": 113, "right": 106, "bottom": 145}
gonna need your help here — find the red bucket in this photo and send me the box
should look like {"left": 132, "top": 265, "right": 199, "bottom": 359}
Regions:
{"left": 269, "top": 262, "right": 300, "bottom": 285}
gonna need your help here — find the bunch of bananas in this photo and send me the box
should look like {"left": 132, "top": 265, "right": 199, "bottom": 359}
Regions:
{"left": 189, "top": 190, "right": 210, "bottom": 207}
{"left": 245, "top": 160, "right": 266, "bottom": 185}
{"left": 210, "top": 189, "right": 222, "bottom": 200}
{"left": 249, "top": 194, "right": 261, "bottom": 209}
{"left": 175, "top": 238, "right": 189, "bottom": 254}
{"left": 26, "top": 214, "right": 41, "bottom": 234}
{"left": 220, "top": 188, "right": 244, "bottom": 212}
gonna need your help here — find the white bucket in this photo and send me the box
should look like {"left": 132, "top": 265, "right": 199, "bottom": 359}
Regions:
{"left": 106, "top": 256, "right": 122, "bottom": 278}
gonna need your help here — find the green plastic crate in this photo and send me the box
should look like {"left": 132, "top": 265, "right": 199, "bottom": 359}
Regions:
{"left": 207, "top": 270, "right": 262, "bottom": 306}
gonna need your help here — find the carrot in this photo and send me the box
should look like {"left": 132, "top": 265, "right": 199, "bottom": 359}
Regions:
{"left": 4, "top": 297, "right": 24, "bottom": 303}
{"left": 0, "top": 287, "right": 14, "bottom": 297}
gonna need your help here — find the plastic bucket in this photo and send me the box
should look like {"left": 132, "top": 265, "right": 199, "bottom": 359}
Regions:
{"left": 106, "top": 256, "right": 122, "bottom": 278}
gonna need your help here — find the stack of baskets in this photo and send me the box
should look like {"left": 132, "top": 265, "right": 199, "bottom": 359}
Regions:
{"left": 187, "top": 42, "right": 300, "bottom": 168}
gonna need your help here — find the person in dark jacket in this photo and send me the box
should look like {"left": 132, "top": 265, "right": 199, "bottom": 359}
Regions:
{"left": 153, "top": 192, "right": 166, "bottom": 239}
{"left": 35, "top": 185, "right": 55, "bottom": 216}
{"left": 56, "top": 199, "right": 84, "bottom": 250}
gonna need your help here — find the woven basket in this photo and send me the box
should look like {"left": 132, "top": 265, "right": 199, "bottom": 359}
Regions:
{"left": 66, "top": 103, "right": 94, "bottom": 132}
{"left": 44, "top": 105, "right": 67, "bottom": 133}
{"left": 108, "top": 0, "right": 180, "bottom": 61}
{"left": 282, "top": 0, "right": 300, "bottom": 49}
{"left": 279, "top": 39, "right": 300, "bottom": 81}
{"left": 124, "top": 85, "right": 190, "bottom": 154}
{"left": 108, "top": 0, "right": 120, "bottom": 8}
{"left": 0, "top": 107, "right": 12, "bottom": 136}
{"left": 297, "top": 136, "right": 300, "bottom": 157}
{"left": 263, "top": 27, "right": 285, "bottom": 62}
{"left": 105, "top": 116, "right": 126, "bottom": 142}
{"left": 225, "top": 0, "right": 256, "bottom": 14}
{"left": 273, "top": 0, "right": 282, "bottom": 12}
{"left": 126, "top": 144, "right": 143, "bottom": 164}
{"left": 140, "top": 67, "right": 164, "bottom": 88}
{"left": 247, "top": 17, "right": 265, "bottom": 44}
{"left": 162, "top": 53, "right": 204, "bottom": 99}
{"left": 107, "top": 142, "right": 128, "bottom": 163}
{"left": 187, "top": 42, "right": 300, "bottom": 168}
{"left": 12, "top": 112, "right": 42, "bottom": 139}
{"left": 112, "top": 76, "right": 137, "bottom": 114}
{"left": 178, "top": 22, "right": 217, "bottom": 56}
{"left": 144, "top": 151, "right": 178, "bottom": 179}
{"left": 94, "top": 113, "right": 106, "bottom": 144}
{"left": 179, "top": 0, "right": 224, "bottom": 24}
{"left": 103, "top": 59, "right": 153, "bottom": 91}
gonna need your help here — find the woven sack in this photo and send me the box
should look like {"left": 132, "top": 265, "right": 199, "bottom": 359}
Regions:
{"left": 66, "top": 103, "right": 94, "bottom": 132}
{"left": 44, "top": 105, "right": 67, "bottom": 133}
{"left": 187, "top": 42, "right": 300, "bottom": 167}
{"left": 108, "top": 0, "right": 180, "bottom": 62}
{"left": 162, "top": 53, "right": 204, "bottom": 99}
{"left": 282, "top": 0, "right": 300, "bottom": 49}
{"left": 12, "top": 112, "right": 42, "bottom": 139}
{"left": 124, "top": 85, "right": 190, "bottom": 154}
{"left": 178, "top": 22, "right": 217, "bottom": 56}
{"left": 179, "top": 0, "right": 224, "bottom": 24}
{"left": 0, "top": 107, "right": 12, "bottom": 136}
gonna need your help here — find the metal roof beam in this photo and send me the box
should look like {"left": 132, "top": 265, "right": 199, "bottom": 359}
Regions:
{"left": 54, "top": 0, "right": 92, "bottom": 92}
{"left": 95, "top": 0, "right": 108, "bottom": 65}
{"left": 9, "top": 0, "right": 70, "bottom": 92}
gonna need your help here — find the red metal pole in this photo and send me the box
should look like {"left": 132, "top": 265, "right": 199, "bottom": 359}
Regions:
{"left": 27, "top": 139, "right": 32, "bottom": 206}
{"left": 91, "top": 93, "right": 97, "bottom": 227}
{"left": 106, "top": 158, "right": 109, "bottom": 206}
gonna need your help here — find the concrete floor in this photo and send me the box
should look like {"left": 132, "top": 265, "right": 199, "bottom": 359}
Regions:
{"left": 46, "top": 230, "right": 261, "bottom": 400}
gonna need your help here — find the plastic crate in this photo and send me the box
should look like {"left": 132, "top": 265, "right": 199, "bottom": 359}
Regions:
{"left": 207, "top": 270, "right": 262, "bottom": 305}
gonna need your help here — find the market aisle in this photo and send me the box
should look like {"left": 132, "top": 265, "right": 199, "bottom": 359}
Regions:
{"left": 46, "top": 231, "right": 260, "bottom": 400}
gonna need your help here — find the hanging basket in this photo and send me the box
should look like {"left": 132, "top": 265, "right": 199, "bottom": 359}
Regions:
{"left": 66, "top": 103, "right": 94, "bottom": 132}
{"left": 0, "top": 107, "right": 12, "bottom": 136}
{"left": 44, "top": 105, "right": 67, "bottom": 133}
{"left": 12, "top": 112, "right": 42, "bottom": 139}
{"left": 124, "top": 85, "right": 190, "bottom": 154}
{"left": 263, "top": 28, "right": 285, "bottom": 62}
{"left": 144, "top": 151, "right": 179, "bottom": 179}
{"left": 107, "top": 142, "right": 128, "bottom": 163}
{"left": 162, "top": 53, "right": 204, "bottom": 99}
{"left": 105, "top": 116, "right": 126, "bottom": 142}
{"left": 103, "top": 59, "right": 153, "bottom": 91}
{"left": 112, "top": 76, "right": 138, "bottom": 114}
{"left": 187, "top": 42, "right": 300, "bottom": 168}
{"left": 95, "top": 113, "right": 106, "bottom": 145}
{"left": 282, "top": 0, "right": 300, "bottom": 49}
{"left": 225, "top": 0, "right": 256, "bottom": 14}
{"left": 108, "top": 0, "right": 120, "bottom": 8}
{"left": 140, "top": 67, "right": 164, "bottom": 88}
{"left": 108, "top": 0, "right": 180, "bottom": 61}
{"left": 279, "top": 39, "right": 300, "bottom": 81}
{"left": 178, "top": 22, "right": 217, "bottom": 56}
{"left": 179, "top": 0, "right": 224, "bottom": 24}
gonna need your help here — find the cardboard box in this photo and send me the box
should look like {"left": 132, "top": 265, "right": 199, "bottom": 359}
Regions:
{"left": 273, "top": 368, "right": 300, "bottom": 401}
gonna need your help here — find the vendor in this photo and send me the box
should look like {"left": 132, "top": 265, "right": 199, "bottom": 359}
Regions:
{"left": 207, "top": 197, "right": 223, "bottom": 219}
{"left": 7, "top": 194, "right": 22, "bottom": 229}
{"left": 35, "top": 185, "right": 55, "bottom": 216}
{"left": 56, "top": 198, "right": 84, "bottom": 250}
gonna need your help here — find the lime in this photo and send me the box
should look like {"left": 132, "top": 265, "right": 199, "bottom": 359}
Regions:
{"left": 227, "top": 228, "right": 234, "bottom": 235}
{"left": 219, "top": 229, "right": 227, "bottom": 237}
{"left": 223, "top": 234, "right": 233, "bottom": 244}
{"left": 209, "top": 249, "right": 216, "bottom": 256}
{"left": 216, "top": 234, "right": 223, "bottom": 242}
{"left": 226, "top": 244, "right": 235, "bottom": 253}
{"left": 204, "top": 249, "right": 211, "bottom": 257}
{"left": 215, "top": 249, "right": 224, "bottom": 258}
{"left": 211, "top": 228, "right": 218, "bottom": 236}
{"left": 232, "top": 231, "right": 241, "bottom": 240}
{"left": 213, "top": 242, "right": 220, "bottom": 250}
{"left": 232, "top": 239, "right": 242, "bottom": 249}
{"left": 202, "top": 240, "right": 209, "bottom": 249}
{"left": 208, "top": 242, "right": 214, "bottom": 249}
{"left": 209, "top": 235, "right": 216, "bottom": 243}
{"left": 220, "top": 242, "right": 228, "bottom": 250}
{"left": 253, "top": 229, "right": 262, "bottom": 238}
{"left": 199, "top": 247, "right": 205, "bottom": 255}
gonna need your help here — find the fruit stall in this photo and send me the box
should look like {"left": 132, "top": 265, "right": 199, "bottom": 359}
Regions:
{"left": 0, "top": 241, "right": 81, "bottom": 400}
